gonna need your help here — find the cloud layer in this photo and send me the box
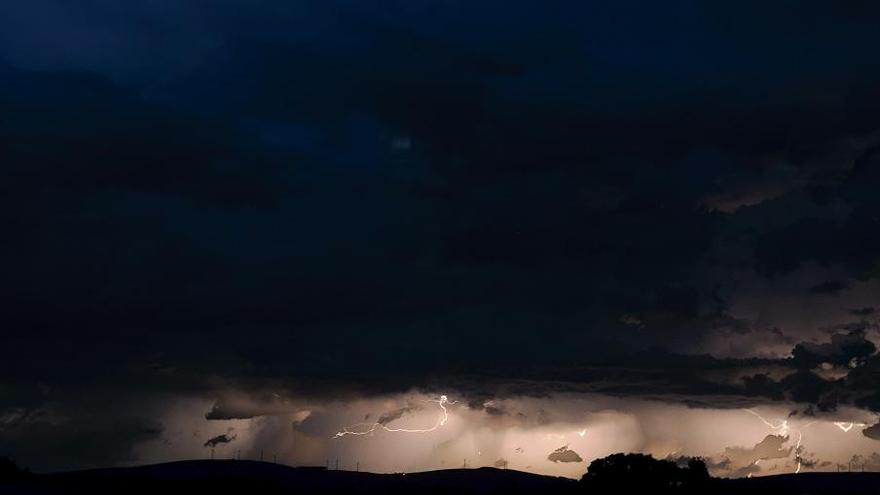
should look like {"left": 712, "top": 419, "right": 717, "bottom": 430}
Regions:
{"left": 2, "top": 0, "right": 880, "bottom": 475}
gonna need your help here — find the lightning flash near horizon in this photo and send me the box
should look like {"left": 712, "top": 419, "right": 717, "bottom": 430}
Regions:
{"left": 744, "top": 409, "right": 872, "bottom": 475}
{"left": 745, "top": 409, "right": 802, "bottom": 474}
{"left": 333, "top": 395, "right": 455, "bottom": 438}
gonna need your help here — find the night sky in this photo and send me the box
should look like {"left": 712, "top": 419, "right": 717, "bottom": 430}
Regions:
{"left": 4, "top": 0, "right": 880, "bottom": 478}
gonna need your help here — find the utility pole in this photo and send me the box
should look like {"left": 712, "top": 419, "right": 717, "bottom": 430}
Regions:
{"left": 260, "top": 449, "right": 264, "bottom": 462}
{"left": 356, "top": 461, "right": 359, "bottom": 472}
{"left": 335, "top": 458, "right": 339, "bottom": 471}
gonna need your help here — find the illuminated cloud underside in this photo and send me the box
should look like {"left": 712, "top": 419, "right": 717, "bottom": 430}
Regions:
{"left": 130, "top": 392, "right": 880, "bottom": 479}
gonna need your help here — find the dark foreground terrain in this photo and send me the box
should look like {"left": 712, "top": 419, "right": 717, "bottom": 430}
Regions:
{"left": 1, "top": 460, "right": 879, "bottom": 495}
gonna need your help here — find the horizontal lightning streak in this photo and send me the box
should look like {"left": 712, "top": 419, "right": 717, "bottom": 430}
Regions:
{"left": 333, "top": 395, "right": 454, "bottom": 439}
{"left": 833, "top": 422, "right": 866, "bottom": 432}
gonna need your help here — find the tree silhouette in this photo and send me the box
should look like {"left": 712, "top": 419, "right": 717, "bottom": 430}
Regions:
{"left": 581, "top": 453, "right": 711, "bottom": 493}
{"left": 0, "top": 457, "right": 29, "bottom": 481}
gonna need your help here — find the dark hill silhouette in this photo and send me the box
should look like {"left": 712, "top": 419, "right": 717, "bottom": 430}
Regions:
{"left": 0, "top": 457, "right": 879, "bottom": 495}
{"left": 0, "top": 457, "right": 30, "bottom": 481}
{"left": 0, "top": 460, "right": 578, "bottom": 495}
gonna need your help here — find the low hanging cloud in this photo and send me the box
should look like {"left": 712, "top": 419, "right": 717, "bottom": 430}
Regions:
{"left": 713, "top": 434, "right": 793, "bottom": 477}
{"left": 204, "top": 393, "right": 303, "bottom": 421}
{"left": 203, "top": 432, "right": 236, "bottom": 449}
{"left": 377, "top": 404, "right": 422, "bottom": 426}
{"left": 862, "top": 422, "right": 880, "bottom": 441}
{"left": 547, "top": 445, "right": 583, "bottom": 463}
{"left": 723, "top": 434, "right": 792, "bottom": 464}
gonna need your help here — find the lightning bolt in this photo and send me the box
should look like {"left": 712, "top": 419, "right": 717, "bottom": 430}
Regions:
{"left": 333, "top": 395, "right": 454, "bottom": 438}
{"left": 745, "top": 409, "right": 803, "bottom": 474}
{"left": 744, "top": 410, "right": 862, "bottom": 475}
{"left": 745, "top": 409, "right": 789, "bottom": 435}
{"left": 833, "top": 422, "right": 867, "bottom": 432}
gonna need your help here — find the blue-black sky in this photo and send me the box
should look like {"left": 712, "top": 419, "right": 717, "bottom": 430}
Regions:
{"left": 3, "top": 0, "right": 880, "bottom": 473}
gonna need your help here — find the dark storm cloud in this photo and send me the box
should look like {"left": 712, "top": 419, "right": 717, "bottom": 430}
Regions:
{"left": 808, "top": 280, "right": 850, "bottom": 295}
{"left": 4, "top": 0, "right": 880, "bottom": 471}
{"left": 0, "top": 65, "right": 286, "bottom": 206}
{"left": 3, "top": 1, "right": 880, "bottom": 371}
{"left": 791, "top": 331, "right": 877, "bottom": 369}
{"left": 0, "top": 418, "right": 162, "bottom": 470}
{"left": 0, "top": 395, "right": 163, "bottom": 472}
{"left": 850, "top": 307, "right": 876, "bottom": 318}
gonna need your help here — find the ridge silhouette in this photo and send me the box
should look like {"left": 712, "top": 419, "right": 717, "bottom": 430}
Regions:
{"left": 1, "top": 454, "right": 879, "bottom": 494}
